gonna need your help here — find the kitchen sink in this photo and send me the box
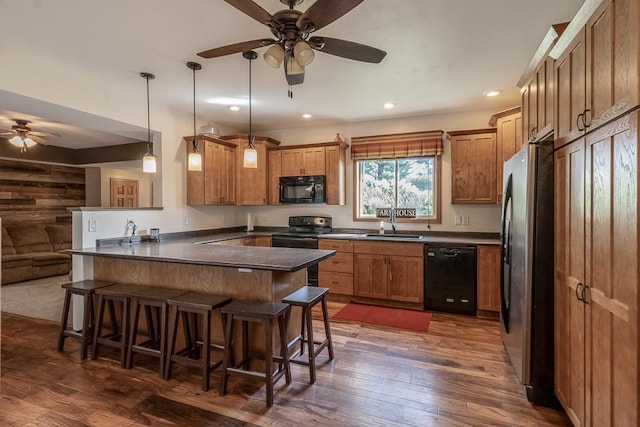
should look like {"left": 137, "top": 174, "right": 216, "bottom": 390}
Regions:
{"left": 365, "top": 233, "right": 424, "bottom": 239}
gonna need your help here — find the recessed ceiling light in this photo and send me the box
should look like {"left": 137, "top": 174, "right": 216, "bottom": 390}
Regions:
{"left": 229, "top": 105, "right": 240, "bottom": 111}
{"left": 302, "top": 113, "right": 312, "bottom": 119}
{"left": 383, "top": 102, "right": 395, "bottom": 109}
{"left": 483, "top": 90, "right": 501, "bottom": 97}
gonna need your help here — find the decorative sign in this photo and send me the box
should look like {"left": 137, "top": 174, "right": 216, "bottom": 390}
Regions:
{"left": 375, "top": 208, "right": 416, "bottom": 218}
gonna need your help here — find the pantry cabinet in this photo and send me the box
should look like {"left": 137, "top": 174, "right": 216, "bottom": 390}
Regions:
{"left": 186, "top": 136, "right": 236, "bottom": 206}
{"left": 476, "top": 245, "right": 500, "bottom": 313}
{"left": 555, "top": 112, "right": 638, "bottom": 427}
{"left": 449, "top": 129, "right": 497, "bottom": 204}
{"left": 353, "top": 241, "right": 423, "bottom": 303}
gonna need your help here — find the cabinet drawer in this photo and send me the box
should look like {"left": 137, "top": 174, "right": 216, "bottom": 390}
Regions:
{"left": 319, "top": 239, "right": 353, "bottom": 252}
{"left": 319, "top": 271, "right": 353, "bottom": 295}
{"left": 318, "top": 252, "right": 353, "bottom": 273}
{"left": 353, "top": 241, "right": 423, "bottom": 257}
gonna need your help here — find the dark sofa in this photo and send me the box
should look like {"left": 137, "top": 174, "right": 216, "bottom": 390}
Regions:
{"left": 2, "top": 224, "right": 72, "bottom": 285}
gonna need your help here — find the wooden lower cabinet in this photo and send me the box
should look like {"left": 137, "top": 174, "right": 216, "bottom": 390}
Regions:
{"left": 318, "top": 239, "right": 353, "bottom": 295}
{"left": 476, "top": 245, "right": 500, "bottom": 313}
{"left": 555, "top": 112, "right": 639, "bottom": 426}
{"left": 353, "top": 241, "right": 423, "bottom": 303}
{"left": 208, "top": 236, "right": 271, "bottom": 247}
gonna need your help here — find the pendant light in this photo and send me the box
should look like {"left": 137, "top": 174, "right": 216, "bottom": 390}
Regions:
{"left": 140, "top": 72, "right": 157, "bottom": 173}
{"left": 243, "top": 50, "right": 258, "bottom": 169}
{"left": 186, "top": 61, "right": 203, "bottom": 171}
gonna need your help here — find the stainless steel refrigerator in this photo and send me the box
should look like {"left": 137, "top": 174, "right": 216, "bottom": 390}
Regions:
{"left": 500, "top": 141, "right": 556, "bottom": 407}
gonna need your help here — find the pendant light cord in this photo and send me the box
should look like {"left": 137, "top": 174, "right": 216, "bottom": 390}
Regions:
{"left": 146, "top": 75, "right": 151, "bottom": 150}
{"left": 248, "top": 55, "right": 253, "bottom": 147}
{"left": 193, "top": 66, "right": 197, "bottom": 151}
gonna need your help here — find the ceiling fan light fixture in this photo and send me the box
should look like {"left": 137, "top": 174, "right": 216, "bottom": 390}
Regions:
{"left": 263, "top": 44, "right": 285, "bottom": 68}
{"left": 286, "top": 54, "right": 305, "bottom": 76}
{"left": 293, "top": 41, "right": 315, "bottom": 66}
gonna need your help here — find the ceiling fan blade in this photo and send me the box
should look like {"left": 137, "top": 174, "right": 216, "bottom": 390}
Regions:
{"left": 310, "top": 36, "right": 386, "bottom": 63}
{"left": 198, "top": 39, "right": 275, "bottom": 59}
{"left": 297, "top": 0, "right": 364, "bottom": 31}
{"left": 29, "top": 131, "right": 61, "bottom": 138}
{"left": 29, "top": 135, "right": 48, "bottom": 145}
{"left": 223, "top": 0, "right": 273, "bottom": 25}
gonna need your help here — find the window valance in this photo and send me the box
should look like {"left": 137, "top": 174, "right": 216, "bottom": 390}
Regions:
{"left": 350, "top": 130, "right": 444, "bottom": 160}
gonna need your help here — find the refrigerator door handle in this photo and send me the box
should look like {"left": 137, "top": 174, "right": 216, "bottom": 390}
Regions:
{"left": 500, "top": 174, "right": 513, "bottom": 333}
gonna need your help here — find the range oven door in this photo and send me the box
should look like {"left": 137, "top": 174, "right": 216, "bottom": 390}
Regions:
{"left": 271, "top": 235, "right": 319, "bottom": 286}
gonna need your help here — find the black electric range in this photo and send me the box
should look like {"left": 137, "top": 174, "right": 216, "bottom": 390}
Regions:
{"left": 271, "top": 216, "right": 332, "bottom": 285}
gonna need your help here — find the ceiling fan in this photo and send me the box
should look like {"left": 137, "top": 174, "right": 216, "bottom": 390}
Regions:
{"left": 197, "top": 0, "right": 387, "bottom": 85}
{"left": 0, "top": 119, "right": 60, "bottom": 153}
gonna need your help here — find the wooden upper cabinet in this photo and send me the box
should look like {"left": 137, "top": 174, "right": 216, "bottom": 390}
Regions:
{"left": 552, "top": 0, "right": 639, "bottom": 148}
{"left": 517, "top": 23, "right": 567, "bottom": 145}
{"left": 186, "top": 135, "right": 236, "bottom": 206}
{"left": 281, "top": 146, "right": 325, "bottom": 176}
{"left": 449, "top": 129, "right": 497, "bottom": 204}
{"left": 269, "top": 141, "right": 347, "bottom": 205}
{"left": 219, "top": 135, "right": 280, "bottom": 206}
{"left": 490, "top": 107, "right": 521, "bottom": 204}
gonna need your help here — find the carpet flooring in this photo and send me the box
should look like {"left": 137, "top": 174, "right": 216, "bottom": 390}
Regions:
{"left": 332, "top": 302, "right": 432, "bottom": 332}
{"left": 1, "top": 274, "right": 69, "bottom": 323}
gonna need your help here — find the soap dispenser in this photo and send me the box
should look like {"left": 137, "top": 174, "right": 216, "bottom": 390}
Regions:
{"left": 379, "top": 221, "right": 385, "bottom": 235}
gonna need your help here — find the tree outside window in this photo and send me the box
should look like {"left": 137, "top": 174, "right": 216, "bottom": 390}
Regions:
{"left": 357, "top": 157, "right": 437, "bottom": 219}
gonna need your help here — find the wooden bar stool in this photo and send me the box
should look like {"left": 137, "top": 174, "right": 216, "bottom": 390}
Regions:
{"left": 56, "top": 279, "right": 114, "bottom": 360}
{"left": 125, "top": 286, "right": 188, "bottom": 378}
{"left": 92, "top": 283, "right": 148, "bottom": 368}
{"left": 282, "top": 286, "right": 334, "bottom": 384}
{"left": 219, "top": 300, "right": 291, "bottom": 407}
{"left": 164, "top": 292, "right": 232, "bottom": 391}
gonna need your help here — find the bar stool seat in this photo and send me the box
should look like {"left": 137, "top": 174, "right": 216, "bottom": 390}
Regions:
{"left": 56, "top": 279, "right": 114, "bottom": 360}
{"left": 164, "top": 292, "right": 232, "bottom": 391}
{"left": 125, "top": 286, "right": 188, "bottom": 378}
{"left": 219, "top": 300, "right": 291, "bottom": 407}
{"left": 92, "top": 283, "right": 148, "bottom": 368}
{"left": 282, "top": 286, "right": 334, "bottom": 384}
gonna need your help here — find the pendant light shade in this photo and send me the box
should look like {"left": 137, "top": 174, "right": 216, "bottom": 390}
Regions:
{"left": 140, "top": 72, "right": 157, "bottom": 174}
{"left": 187, "top": 62, "right": 203, "bottom": 171}
{"left": 243, "top": 50, "right": 258, "bottom": 169}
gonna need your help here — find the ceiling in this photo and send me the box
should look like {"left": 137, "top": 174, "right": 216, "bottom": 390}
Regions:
{"left": 0, "top": 0, "right": 584, "bottom": 149}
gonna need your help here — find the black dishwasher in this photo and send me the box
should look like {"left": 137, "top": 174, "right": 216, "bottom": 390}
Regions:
{"left": 424, "top": 244, "right": 477, "bottom": 315}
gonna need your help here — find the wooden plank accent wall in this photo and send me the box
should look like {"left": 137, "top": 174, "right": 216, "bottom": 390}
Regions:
{"left": 0, "top": 159, "right": 85, "bottom": 226}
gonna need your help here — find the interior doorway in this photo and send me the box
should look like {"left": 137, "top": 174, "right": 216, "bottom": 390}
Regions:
{"left": 110, "top": 178, "right": 139, "bottom": 207}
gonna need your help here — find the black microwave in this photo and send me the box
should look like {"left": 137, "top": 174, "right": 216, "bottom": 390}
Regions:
{"left": 279, "top": 175, "right": 326, "bottom": 204}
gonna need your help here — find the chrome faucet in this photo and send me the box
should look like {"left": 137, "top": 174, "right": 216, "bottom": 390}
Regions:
{"left": 389, "top": 208, "right": 397, "bottom": 234}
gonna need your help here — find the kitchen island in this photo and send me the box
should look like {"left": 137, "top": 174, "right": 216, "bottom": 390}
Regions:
{"left": 70, "top": 241, "right": 336, "bottom": 357}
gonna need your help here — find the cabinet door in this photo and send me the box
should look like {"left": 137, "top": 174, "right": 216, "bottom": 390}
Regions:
{"left": 388, "top": 256, "right": 423, "bottom": 303}
{"left": 585, "top": 0, "right": 638, "bottom": 133}
{"left": 354, "top": 253, "right": 387, "bottom": 299}
{"left": 237, "top": 142, "right": 267, "bottom": 205}
{"left": 554, "top": 138, "right": 586, "bottom": 427}
{"left": 476, "top": 245, "right": 500, "bottom": 312}
{"left": 496, "top": 113, "right": 521, "bottom": 204}
{"left": 186, "top": 139, "right": 204, "bottom": 206}
{"left": 451, "top": 132, "right": 497, "bottom": 204}
{"left": 301, "top": 146, "right": 325, "bottom": 175}
{"left": 220, "top": 144, "right": 236, "bottom": 205}
{"left": 268, "top": 150, "right": 282, "bottom": 205}
{"left": 555, "top": 28, "right": 586, "bottom": 148}
{"left": 325, "top": 145, "right": 345, "bottom": 205}
{"left": 204, "top": 141, "right": 221, "bottom": 205}
{"left": 584, "top": 113, "right": 637, "bottom": 427}
{"left": 281, "top": 149, "right": 303, "bottom": 176}
{"left": 525, "top": 77, "right": 538, "bottom": 142}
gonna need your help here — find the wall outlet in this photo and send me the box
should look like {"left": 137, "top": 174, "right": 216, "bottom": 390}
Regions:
{"left": 88, "top": 219, "right": 97, "bottom": 232}
{"left": 183, "top": 215, "right": 189, "bottom": 225}
{"left": 454, "top": 215, "right": 462, "bottom": 226}
{"left": 462, "top": 216, "right": 470, "bottom": 225}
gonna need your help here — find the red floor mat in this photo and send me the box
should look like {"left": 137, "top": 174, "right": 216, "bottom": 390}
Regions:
{"left": 333, "top": 302, "right": 431, "bottom": 332}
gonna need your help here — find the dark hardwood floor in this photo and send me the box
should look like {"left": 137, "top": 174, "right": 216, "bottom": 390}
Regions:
{"left": 0, "top": 301, "right": 570, "bottom": 426}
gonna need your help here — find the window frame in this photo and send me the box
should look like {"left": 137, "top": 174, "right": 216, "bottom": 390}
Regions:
{"left": 352, "top": 155, "right": 441, "bottom": 224}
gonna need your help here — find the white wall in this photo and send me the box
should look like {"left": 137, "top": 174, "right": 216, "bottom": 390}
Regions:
{"left": 2, "top": 42, "right": 503, "bottom": 237}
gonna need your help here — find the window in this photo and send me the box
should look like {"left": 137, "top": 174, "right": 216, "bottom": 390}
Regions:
{"left": 355, "top": 156, "right": 440, "bottom": 221}
{"left": 351, "top": 130, "right": 443, "bottom": 223}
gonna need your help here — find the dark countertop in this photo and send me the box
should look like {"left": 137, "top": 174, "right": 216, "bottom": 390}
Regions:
{"left": 319, "top": 233, "right": 500, "bottom": 245}
{"left": 69, "top": 240, "right": 335, "bottom": 272}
